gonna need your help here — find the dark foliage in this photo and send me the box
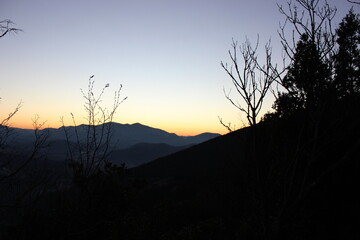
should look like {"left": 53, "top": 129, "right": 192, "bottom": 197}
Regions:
{"left": 2, "top": 163, "right": 139, "bottom": 240}
{"left": 334, "top": 8, "right": 360, "bottom": 98}
{"left": 275, "top": 33, "right": 331, "bottom": 114}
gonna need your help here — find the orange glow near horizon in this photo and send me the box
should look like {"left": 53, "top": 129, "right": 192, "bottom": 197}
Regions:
{"left": 1, "top": 90, "right": 240, "bottom": 137}
{"left": 2, "top": 95, "right": 233, "bottom": 136}
{"left": 8, "top": 117, "right": 227, "bottom": 136}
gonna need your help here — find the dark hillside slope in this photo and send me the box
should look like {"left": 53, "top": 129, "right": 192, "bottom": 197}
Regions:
{"left": 108, "top": 143, "right": 194, "bottom": 167}
{"left": 128, "top": 129, "right": 254, "bottom": 239}
{"left": 132, "top": 128, "right": 250, "bottom": 181}
{"left": 129, "top": 107, "right": 360, "bottom": 239}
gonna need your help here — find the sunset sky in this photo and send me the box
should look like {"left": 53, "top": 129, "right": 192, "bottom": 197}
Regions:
{"left": 0, "top": 0, "right": 356, "bottom": 135}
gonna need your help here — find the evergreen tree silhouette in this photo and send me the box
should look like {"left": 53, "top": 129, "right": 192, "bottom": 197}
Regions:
{"left": 275, "top": 34, "right": 331, "bottom": 115}
{"left": 334, "top": 8, "right": 360, "bottom": 98}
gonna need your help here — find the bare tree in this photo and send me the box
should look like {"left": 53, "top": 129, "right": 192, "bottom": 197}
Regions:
{"left": 0, "top": 115, "right": 48, "bottom": 184}
{"left": 277, "top": 0, "right": 337, "bottom": 62}
{"left": 221, "top": 38, "right": 279, "bottom": 127}
{"left": 0, "top": 102, "right": 22, "bottom": 151}
{"left": 1, "top": 18, "right": 22, "bottom": 150}
{"left": 61, "top": 75, "right": 127, "bottom": 180}
{"left": 0, "top": 19, "right": 21, "bottom": 39}
{"left": 271, "top": 0, "right": 337, "bottom": 115}
{"left": 0, "top": 115, "right": 49, "bottom": 221}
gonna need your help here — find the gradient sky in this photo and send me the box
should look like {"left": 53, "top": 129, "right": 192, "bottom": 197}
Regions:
{"left": 0, "top": 0, "right": 357, "bottom": 135}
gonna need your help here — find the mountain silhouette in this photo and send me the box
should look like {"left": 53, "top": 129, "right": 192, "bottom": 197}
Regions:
{"left": 7, "top": 122, "right": 220, "bottom": 166}
{"left": 12, "top": 122, "right": 219, "bottom": 148}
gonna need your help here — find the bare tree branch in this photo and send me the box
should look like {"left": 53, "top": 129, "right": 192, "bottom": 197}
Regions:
{"left": 0, "top": 115, "right": 48, "bottom": 183}
{"left": 277, "top": 0, "right": 337, "bottom": 62}
{"left": 62, "top": 75, "right": 127, "bottom": 179}
{"left": 0, "top": 19, "right": 22, "bottom": 39}
{"left": 0, "top": 102, "right": 22, "bottom": 150}
{"left": 221, "top": 38, "right": 277, "bottom": 126}
{"left": 218, "top": 116, "right": 234, "bottom": 133}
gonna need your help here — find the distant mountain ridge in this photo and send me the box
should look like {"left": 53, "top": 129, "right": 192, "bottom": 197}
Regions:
{"left": 7, "top": 122, "right": 220, "bottom": 167}
{"left": 11, "top": 122, "right": 220, "bottom": 148}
